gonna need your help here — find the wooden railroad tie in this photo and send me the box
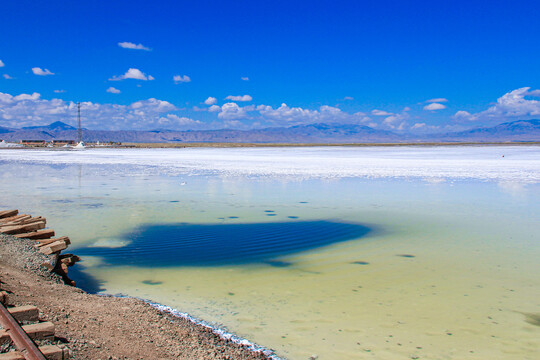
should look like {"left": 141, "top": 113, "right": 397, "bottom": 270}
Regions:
{"left": 0, "top": 292, "right": 69, "bottom": 359}
{"left": 0, "top": 210, "right": 79, "bottom": 285}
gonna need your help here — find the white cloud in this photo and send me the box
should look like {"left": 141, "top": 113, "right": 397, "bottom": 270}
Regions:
{"left": 241, "top": 77, "right": 249, "bottom": 81}
{"left": 255, "top": 103, "right": 369, "bottom": 126}
{"left": 411, "top": 123, "right": 426, "bottom": 129}
{"left": 225, "top": 95, "right": 252, "bottom": 102}
{"left": 378, "top": 110, "right": 410, "bottom": 131}
{"left": 0, "top": 60, "right": 4, "bottom": 67}
{"left": 218, "top": 102, "right": 250, "bottom": 120}
{"left": 32, "top": 67, "right": 54, "bottom": 76}
{"left": 371, "top": 109, "right": 393, "bottom": 116}
{"left": 452, "top": 87, "right": 540, "bottom": 122}
{"left": 54, "top": 90, "right": 65, "bottom": 93}
{"left": 344, "top": 96, "right": 354, "bottom": 100}
{"left": 14, "top": 92, "right": 41, "bottom": 101}
{"left": 426, "top": 98, "right": 448, "bottom": 103}
{"left": 173, "top": 75, "right": 191, "bottom": 84}
{"left": 0, "top": 91, "right": 185, "bottom": 130}
{"left": 109, "top": 68, "right": 154, "bottom": 81}
{"left": 107, "top": 87, "right": 121, "bottom": 94}
{"left": 204, "top": 97, "right": 217, "bottom": 105}
{"left": 403, "top": 106, "right": 411, "bottom": 111}
{"left": 118, "top": 42, "right": 151, "bottom": 51}
{"left": 208, "top": 105, "right": 221, "bottom": 112}
{"left": 157, "top": 114, "right": 201, "bottom": 127}
{"left": 3, "top": 74, "right": 14, "bottom": 79}
{"left": 423, "top": 103, "right": 446, "bottom": 111}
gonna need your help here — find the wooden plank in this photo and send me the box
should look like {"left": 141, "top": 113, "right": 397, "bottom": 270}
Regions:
{"left": 10, "top": 216, "right": 46, "bottom": 226}
{"left": 0, "top": 291, "right": 8, "bottom": 305}
{"left": 13, "top": 229, "right": 55, "bottom": 240}
{"left": 0, "top": 214, "right": 30, "bottom": 225}
{"left": 0, "top": 345, "right": 69, "bottom": 360}
{"left": 0, "top": 221, "right": 46, "bottom": 235}
{"left": 0, "top": 210, "right": 18, "bottom": 219}
{"left": 0, "top": 321, "right": 55, "bottom": 345}
{"left": 39, "top": 241, "right": 68, "bottom": 255}
{"left": 0, "top": 215, "right": 37, "bottom": 226}
{"left": 0, "top": 214, "right": 25, "bottom": 223}
{"left": 7, "top": 305, "right": 39, "bottom": 323}
{"left": 0, "top": 217, "right": 37, "bottom": 229}
{"left": 35, "top": 237, "right": 70, "bottom": 247}
{"left": 59, "top": 254, "right": 79, "bottom": 266}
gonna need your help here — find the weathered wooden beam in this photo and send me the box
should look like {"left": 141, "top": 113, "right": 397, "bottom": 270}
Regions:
{"left": 0, "top": 210, "right": 18, "bottom": 219}
{"left": 0, "top": 214, "right": 25, "bottom": 223}
{"left": 10, "top": 216, "right": 46, "bottom": 226}
{"left": 0, "top": 321, "right": 55, "bottom": 345}
{"left": 0, "top": 214, "right": 30, "bottom": 225}
{"left": 39, "top": 240, "right": 68, "bottom": 255}
{"left": 0, "top": 291, "right": 9, "bottom": 305}
{"left": 0, "top": 221, "right": 46, "bottom": 235}
{"left": 0, "top": 303, "right": 48, "bottom": 360}
{"left": 14, "top": 229, "right": 55, "bottom": 240}
{"left": 35, "top": 237, "right": 70, "bottom": 247}
{"left": 0, "top": 215, "right": 40, "bottom": 227}
{"left": 0, "top": 218, "right": 40, "bottom": 230}
{"left": 59, "top": 254, "right": 79, "bottom": 266}
{"left": 0, "top": 345, "right": 69, "bottom": 360}
{"left": 7, "top": 305, "right": 39, "bottom": 323}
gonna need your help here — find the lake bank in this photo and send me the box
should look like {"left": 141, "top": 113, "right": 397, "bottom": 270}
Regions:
{"left": 0, "top": 234, "right": 278, "bottom": 359}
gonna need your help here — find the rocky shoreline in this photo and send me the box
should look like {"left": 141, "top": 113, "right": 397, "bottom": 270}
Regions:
{"left": 0, "top": 234, "right": 278, "bottom": 359}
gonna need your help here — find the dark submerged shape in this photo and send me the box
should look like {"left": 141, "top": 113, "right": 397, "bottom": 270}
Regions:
{"left": 78, "top": 221, "right": 371, "bottom": 267}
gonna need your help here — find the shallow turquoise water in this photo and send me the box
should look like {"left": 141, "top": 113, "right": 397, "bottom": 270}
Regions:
{"left": 0, "top": 147, "right": 539, "bottom": 359}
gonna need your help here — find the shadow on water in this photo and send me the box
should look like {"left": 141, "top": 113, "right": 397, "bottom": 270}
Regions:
{"left": 68, "top": 264, "right": 106, "bottom": 293}
{"left": 76, "top": 220, "right": 371, "bottom": 267}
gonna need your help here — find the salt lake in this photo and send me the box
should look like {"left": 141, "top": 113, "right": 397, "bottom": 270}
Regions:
{"left": 0, "top": 146, "right": 539, "bottom": 359}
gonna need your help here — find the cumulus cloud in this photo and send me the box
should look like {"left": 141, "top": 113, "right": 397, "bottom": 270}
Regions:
{"left": 208, "top": 105, "right": 221, "bottom": 112}
{"left": 173, "top": 75, "right": 191, "bottom": 83}
{"left": 426, "top": 98, "right": 448, "bottom": 103}
{"left": 453, "top": 110, "right": 473, "bottom": 121}
{"left": 0, "top": 91, "right": 186, "bottom": 130}
{"left": 32, "top": 67, "right": 54, "bottom": 76}
{"left": 109, "top": 68, "right": 154, "bottom": 81}
{"left": 452, "top": 87, "right": 540, "bottom": 122}
{"left": 225, "top": 95, "right": 252, "bottom": 102}
{"left": 0, "top": 60, "right": 4, "bottom": 67}
{"left": 254, "top": 103, "right": 369, "bottom": 126}
{"left": 218, "top": 102, "right": 250, "bottom": 120}
{"left": 378, "top": 110, "right": 410, "bottom": 131}
{"left": 423, "top": 102, "right": 446, "bottom": 111}
{"left": 107, "top": 87, "right": 121, "bottom": 94}
{"left": 371, "top": 109, "right": 393, "bottom": 116}
{"left": 3, "top": 74, "right": 14, "bottom": 79}
{"left": 118, "top": 42, "right": 151, "bottom": 51}
{"left": 241, "top": 77, "right": 249, "bottom": 81}
{"left": 204, "top": 97, "right": 217, "bottom": 105}
{"left": 157, "top": 114, "right": 201, "bottom": 127}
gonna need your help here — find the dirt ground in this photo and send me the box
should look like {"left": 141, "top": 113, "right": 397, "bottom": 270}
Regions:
{"left": 0, "top": 235, "right": 276, "bottom": 360}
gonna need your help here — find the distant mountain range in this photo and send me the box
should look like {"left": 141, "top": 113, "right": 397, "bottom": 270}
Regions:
{"left": 0, "top": 119, "right": 539, "bottom": 143}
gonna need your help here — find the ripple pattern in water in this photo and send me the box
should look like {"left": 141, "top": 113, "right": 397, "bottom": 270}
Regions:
{"left": 78, "top": 221, "right": 371, "bottom": 267}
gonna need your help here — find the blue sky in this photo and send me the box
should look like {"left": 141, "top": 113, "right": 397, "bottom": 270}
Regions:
{"left": 1, "top": 0, "right": 540, "bottom": 132}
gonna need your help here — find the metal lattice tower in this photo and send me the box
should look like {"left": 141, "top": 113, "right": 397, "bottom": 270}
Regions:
{"left": 77, "top": 102, "right": 82, "bottom": 143}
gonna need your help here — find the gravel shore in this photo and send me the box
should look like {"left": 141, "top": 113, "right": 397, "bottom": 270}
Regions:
{"left": 0, "top": 234, "right": 277, "bottom": 359}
